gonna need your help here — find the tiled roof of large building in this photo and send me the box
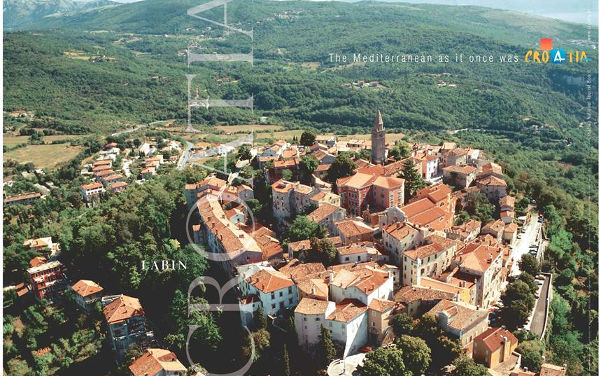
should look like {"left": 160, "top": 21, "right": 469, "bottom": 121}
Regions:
{"left": 499, "top": 195, "right": 515, "bottom": 209}
{"left": 247, "top": 269, "right": 295, "bottom": 293}
{"left": 372, "top": 176, "right": 405, "bottom": 189}
{"left": 71, "top": 280, "right": 103, "bottom": 298}
{"left": 103, "top": 295, "right": 144, "bottom": 324}
{"left": 197, "top": 194, "right": 262, "bottom": 257}
{"left": 337, "top": 242, "right": 375, "bottom": 255}
{"left": 427, "top": 299, "right": 488, "bottom": 331}
{"left": 477, "top": 175, "right": 507, "bottom": 187}
{"left": 443, "top": 165, "right": 477, "bottom": 175}
{"left": 337, "top": 172, "right": 377, "bottom": 189}
{"left": 271, "top": 179, "right": 297, "bottom": 194}
{"left": 483, "top": 219, "right": 506, "bottom": 234}
{"left": 383, "top": 222, "right": 418, "bottom": 241}
{"left": 474, "top": 327, "right": 518, "bottom": 353}
{"left": 368, "top": 298, "right": 395, "bottom": 312}
{"left": 307, "top": 203, "right": 342, "bottom": 223}
{"left": 455, "top": 241, "right": 503, "bottom": 274}
{"left": 295, "top": 297, "right": 332, "bottom": 315}
{"left": 401, "top": 198, "right": 436, "bottom": 218}
{"left": 335, "top": 219, "right": 375, "bottom": 238}
{"left": 394, "top": 285, "right": 456, "bottom": 304}
{"left": 404, "top": 242, "right": 445, "bottom": 260}
{"left": 129, "top": 348, "right": 186, "bottom": 376}
{"left": 327, "top": 299, "right": 367, "bottom": 323}
{"left": 409, "top": 206, "right": 452, "bottom": 231}
{"left": 331, "top": 267, "right": 390, "bottom": 295}
{"left": 416, "top": 184, "right": 452, "bottom": 204}
{"left": 278, "top": 259, "right": 326, "bottom": 282}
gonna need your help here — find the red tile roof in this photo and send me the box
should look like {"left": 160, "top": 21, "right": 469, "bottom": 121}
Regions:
{"left": 103, "top": 295, "right": 144, "bottom": 324}
{"left": 327, "top": 299, "right": 367, "bottom": 322}
{"left": 474, "top": 327, "right": 518, "bottom": 353}
{"left": 129, "top": 348, "right": 186, "bottom": 376}
{"left": 247, "top": 269, "right": 294, "bottom": 293}
{"left": 72, "top": 280, "right": 103, "bottom": 298}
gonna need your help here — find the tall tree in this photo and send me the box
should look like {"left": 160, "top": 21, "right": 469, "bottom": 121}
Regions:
{"left": 451, "top": 356, "right": 488, "bottom": 376}
{"left": 519, "top": 254, "right": 541, "bottom": 276}
{"left": 286, "top": 216, "right": 326, "bottom": 243}
{"left": 317, "top": 325, "right": 336, "bottom": 368}
{"left": 237, "top": 145, "right": 252, "bottom": 161}
{"left": 282, "top": 344, "right": 291, "bottom": 376}
{"left": 358, "top": 346, "right": 410, "bottom": 376}
{"left": 308, "top": 236, "right": 337, "bottom": 266}
{"left": 391, "top": 313, "right": 414, "bottom": 336}
{"left": 300, "top": 131, "right": 316, "bottom": 146}
{"left": 299, "top": 155, "right": 318, "bottom": 184}
{"left": 399, "top": 159, "right": 426, "bottom": 199}
{"left": 396, "top": 335, "right": 431, "bottom": 375}
{"left": 327, "top": 153, "right": 356, "bottom": 184}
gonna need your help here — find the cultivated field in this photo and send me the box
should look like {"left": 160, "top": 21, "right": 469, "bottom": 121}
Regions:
{"left": 5, "top": 144, "right": 83, "bottom": 169}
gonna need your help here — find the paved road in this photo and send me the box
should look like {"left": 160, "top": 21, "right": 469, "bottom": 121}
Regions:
{"left": 510, "top": 218, "right": 541, "bottom": 276}
{"left": 529, "top": 275, "right": 551, "bottom": 337}
{"left": 177, "top": 141, "right": 194, "bottom": 171}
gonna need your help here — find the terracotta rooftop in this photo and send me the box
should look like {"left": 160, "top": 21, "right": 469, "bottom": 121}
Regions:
{"left": 337, "top": 242, "right": 375, "bottom": 256}
{"left": 409, "top": 206, "right": 452, "bottom": 231}
{"left": 279, "top": 259, "right": 327, "bottom": 282}
{"left": 416, "top": 184, "right": 452, "bottom": 203}
{"left": 474, "top": 327, "right": 518, "bottom": 353}
{"left": 335, "top": 219, "right": 375, "bottom": 238}
{"left": 295, "top": 297, "right": 332, "bottom": 315}
{"left": 297, "top": 277, "right": 329, "bottom": 300}
{"left": 129, "top": 348, "right": 186, "bottom": 376}
{"left": 427, "top": 299, "right": 488, "bottom": 331}
{"left": 504, "top": 223, "right": 518, "bottom": 233}
{"left": 29, "top": 256, "right": 47, "bottom": 268}
{"left": 443, "top": 165, "right": 477, "bottom": 175}
{"left": 103, "top": 295, "right": 144, "bottom": 324}
{"left": 247, "top": 269, "right": 294, "bottom": 293}
{"left": 4, "top": 192, "right": 42, "bottom": 203}
{"left": 455, "top": 242, "right": 503, "bottom": 273}
{"left": 327, "top": 299, "right": 367, "bottom": 323}
{"left": 271, "top": 179, "right": 296, "bottom": 194}
{"left": 394, "top": 285, "right": 456, "bottom": 304}
{"left": 539, "top": 363, "right": 567, "bottom": 376}
{"left": 331, "top": 267, "right": 390, "bottom": 295}
{"left": 483, "top": 219, "right": 506, "bottom": 233}
{"left": 307, "top": 203, "right": 341, "bottom": 223}
{"left": 368, "top": 298, "right": 395, "bottom": 312}
{"left": 477, "top": 175, "right": 507, "bottom": 187}
{"left": 337, "top": 172, "right": 377, "bottom": 189}
{"left": 401, "top": 198, "right": 435, "bottom": 218}
{"left": 372, "top": 176, "right": 405, "bottom": 189}
{"left": 499, "top": 195, "right": 515, "bottom": 209}
{"left": 404, "top": 242, "right": 445, "bottom": 260}
{"left": 72, "top": 279, "right": 103, "bottom": 298}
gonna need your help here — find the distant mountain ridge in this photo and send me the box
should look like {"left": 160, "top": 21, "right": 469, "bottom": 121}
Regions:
{"left": 3, "top": 0, "right": 119, "bottom": 30}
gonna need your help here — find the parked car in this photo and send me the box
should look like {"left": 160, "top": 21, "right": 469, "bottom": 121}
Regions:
{"left": 537, "top": 280, "right": 544, "bottom": 286}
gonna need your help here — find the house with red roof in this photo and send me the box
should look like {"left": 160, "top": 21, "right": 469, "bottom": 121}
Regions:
{"left": 71, "top": 280, "right": 103, "bottom": 312}
{"left": 102, "top": 294, "right": 147, "bottom": 357}
{"left": 473, "top": 327, "right": 518, "bottom": 368}
{"left": 129, "top": 348, "right": 187, "bottom": 376}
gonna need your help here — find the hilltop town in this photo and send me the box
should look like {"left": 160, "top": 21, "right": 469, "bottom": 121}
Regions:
{"left": 2, "top": 111, "right": 575, "bottom": 376}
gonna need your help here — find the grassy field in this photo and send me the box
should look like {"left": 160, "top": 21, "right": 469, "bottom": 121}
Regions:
{"left": 3, "top": 134, "right": 81, "bottom": 146}
{"left": 5, "top": 144, "right": 83, "bottom": 169}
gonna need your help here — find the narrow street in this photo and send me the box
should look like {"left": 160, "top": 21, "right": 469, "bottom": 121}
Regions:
{"left": 510, "top": 217, "right": 541, "bottom": 276}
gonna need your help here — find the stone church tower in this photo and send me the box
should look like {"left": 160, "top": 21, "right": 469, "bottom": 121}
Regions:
{"left": 371, "top": 110, "right": 386, "bottom": 164}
